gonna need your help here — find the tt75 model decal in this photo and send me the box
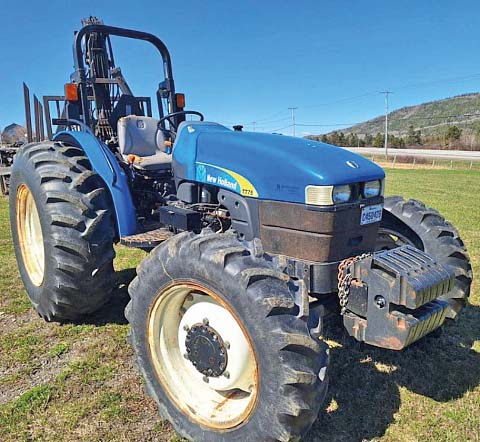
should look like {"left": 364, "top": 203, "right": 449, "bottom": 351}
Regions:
{"left": 196, "top": 162, "right": 259, "bottom": 198}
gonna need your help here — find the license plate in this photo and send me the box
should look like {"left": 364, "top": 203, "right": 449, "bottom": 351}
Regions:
{"left": 360, "top": 204, "right": 383, "bottom": 225}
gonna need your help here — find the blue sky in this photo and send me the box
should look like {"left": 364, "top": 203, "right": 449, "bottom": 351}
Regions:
{"left": 2, "top": 0, "right": 480, "bottom": 136}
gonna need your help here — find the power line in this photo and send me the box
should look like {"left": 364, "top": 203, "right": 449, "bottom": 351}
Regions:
{"left": 258, "top": 72, "right": 480, "bottom": 128}
{"left": 288, "top": 107, "right": 298, "bottom": 136}
{"left": 394, "top": 113, "right": 480, "bottom": 121}
{"left": 380, "top": 91, "right": 393, "bottom": 158}
{"left": 296, "top": 123, "right": 357, "bottom": 127}
{"left": 216, "top": 115, "right": 291, "bottom": 129}
{"left": 270, "top": 124, "right": 293, "bottom": 132}
{"left": 300, "top": 92, "right": 378, "bottom": 110}
{"left": 218, "top": 71, "right": 480, "bottom": 136}
{"left": 252, "top": 116, "right": 291, "bottom": 125}
{"left": 393, "top": 73, "right": 480, "bottom": 92}
{"left": 252, "top": 109, "right": 290, "bottom": 124}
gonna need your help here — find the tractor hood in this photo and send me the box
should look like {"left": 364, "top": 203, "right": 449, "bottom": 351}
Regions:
{"left": 173, "top": 122, "right": 385, "bottom": 204}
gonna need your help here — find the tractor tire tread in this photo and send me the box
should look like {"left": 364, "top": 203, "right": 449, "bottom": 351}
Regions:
{"left": 10, "top": 141, "right": 115, "bottom": 321}
{"left": 126, "top": 229, "right": 328, "bottom": 442}
{"left": 382, "top": 196, "right": 472, "bottom": 318}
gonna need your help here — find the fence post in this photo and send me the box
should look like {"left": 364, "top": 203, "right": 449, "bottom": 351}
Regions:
{"left": 470, "top": 161, "right": 473, "bottom": 170}
{"left": 413, "top": 157, "right": 416, "bottom": 167}
{"left": 450, "top": 160, "right": 453, "bottom": 169}
{"left": 432, "top": 160, "right": 435, "bottom": 168}
{"left": 392, "top": 154, "right": 397, "bottom": 168}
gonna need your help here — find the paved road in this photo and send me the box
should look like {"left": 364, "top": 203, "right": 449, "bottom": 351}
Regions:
{"left": 344, "top": 147, "right": 480, "bottom": 162}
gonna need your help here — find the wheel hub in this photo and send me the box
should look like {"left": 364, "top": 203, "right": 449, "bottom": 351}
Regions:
{"left": 149, "top": 284, "right": 258, "bottom": 429}
{"left": 185, "top": 321, "right": 228, "bottom": 377}
{"left": 178, "top": 299, "right": 256, "bottom": 392}
{"left": 16, "top": 184, "right": 45, "bottom": 286}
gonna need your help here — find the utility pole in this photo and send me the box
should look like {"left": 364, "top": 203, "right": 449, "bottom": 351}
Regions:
{"left": 380, "top": 91, "right": 392, "bottom": 158}
{"left": 288, "top": 106, "right": 298, "bottom": 137}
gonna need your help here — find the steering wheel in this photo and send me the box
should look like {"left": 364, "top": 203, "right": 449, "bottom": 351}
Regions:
{"left": 158, "top": 111, "right": 204, "bottom": 132}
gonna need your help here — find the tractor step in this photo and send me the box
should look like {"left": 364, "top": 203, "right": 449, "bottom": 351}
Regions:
{"left": 120, "top": 228, "right": 174, "bottom": 250}
{"left": 342, "top": 245, "right": 455, "bottom": 350}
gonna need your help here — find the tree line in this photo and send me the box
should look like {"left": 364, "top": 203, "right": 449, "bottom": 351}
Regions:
{"left": 308, "top": 125, "right": 464, "bottom": 148}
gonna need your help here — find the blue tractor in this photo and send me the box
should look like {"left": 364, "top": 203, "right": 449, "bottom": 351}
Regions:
{"left": 10, "top": 18, "right": 472, "bottom": 441}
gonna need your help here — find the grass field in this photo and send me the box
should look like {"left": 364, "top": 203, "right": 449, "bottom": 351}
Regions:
{"left": 0, "top": 168, "right": 478, "bottom": 442}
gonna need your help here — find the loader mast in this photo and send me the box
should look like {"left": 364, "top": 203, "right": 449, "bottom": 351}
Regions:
{"left": 81, "top": 17, "right": 116, "bottom": 140}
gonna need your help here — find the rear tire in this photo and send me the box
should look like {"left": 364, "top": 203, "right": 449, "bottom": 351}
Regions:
{"left": 9, "top": 141, "right": 116, "bottom": 321}
{"left": 126, "top": 230, "right": 329, "bottom": 442}
{"left": 377, "top": 196, "right": 472, "bottom": 319}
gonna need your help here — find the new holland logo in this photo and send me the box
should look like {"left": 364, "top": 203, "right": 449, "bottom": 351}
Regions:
{"left": 346, "top": 160, "right": 359, "bottom": 169}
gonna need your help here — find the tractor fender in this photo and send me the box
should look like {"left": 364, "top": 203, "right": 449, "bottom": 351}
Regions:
{"left": 53, "top": 130, "right": 137, "bottom": 237}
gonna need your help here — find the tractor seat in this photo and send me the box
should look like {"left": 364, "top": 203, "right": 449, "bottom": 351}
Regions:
{"left": 117, "top": 115, "right": 171, "bottom": 171}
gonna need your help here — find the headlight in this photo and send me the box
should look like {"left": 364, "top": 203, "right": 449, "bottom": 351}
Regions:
{"left": 332, "top": 184, "right": 352, "bottom": 203}
{"left": 363, "top": 180, "right": 382, "bottom": 198}
{"left": 305, "top": 184, "right": 353, "bottom": 205}
{"left": 305, "top": 185, "right": 334, "bottom": 205}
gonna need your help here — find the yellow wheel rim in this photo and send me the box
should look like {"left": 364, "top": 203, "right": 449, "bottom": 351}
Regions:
{"left": 16, "top": 184, "right": 45, "bottom": 286}
{"left": 147, "top": 282, "right": 258, "bottom": 430}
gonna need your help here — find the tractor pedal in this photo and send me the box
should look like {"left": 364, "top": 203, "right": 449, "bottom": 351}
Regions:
{"left": 120, "top": 228, "right": 174, "bottom": 250}
{"left": 342, "top": 245, "right": 455, "bottom": 350}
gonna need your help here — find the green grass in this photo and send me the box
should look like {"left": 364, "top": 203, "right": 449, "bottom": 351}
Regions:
{"left": 0, "top": 168, "right": 478, "bottom": 442}
{"left": 0, "top": 384, "right": 53, "bottom": 439}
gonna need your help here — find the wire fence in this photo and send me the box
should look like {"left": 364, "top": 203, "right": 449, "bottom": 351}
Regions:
{"left": 365, "top": 153, "right": 480, "bottom": 170}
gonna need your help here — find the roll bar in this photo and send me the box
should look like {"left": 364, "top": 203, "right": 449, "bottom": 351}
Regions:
{"left": 73, "top": 24, "right": 178, "bottom": 126}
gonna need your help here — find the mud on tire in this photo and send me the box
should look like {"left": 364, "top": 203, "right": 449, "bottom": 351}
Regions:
{"left": 126, "top": 230, "right": 329, "bottom": 442}
{"left": 9, "top": 141, "right": 116, "bottom": 321}
{"left": 378, "top": 196, "right": 473, "bottom": 319}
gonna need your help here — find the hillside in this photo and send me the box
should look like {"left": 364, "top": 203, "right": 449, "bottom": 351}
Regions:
{"left": 340, "top": 93, "right": 480, "bottom": 138}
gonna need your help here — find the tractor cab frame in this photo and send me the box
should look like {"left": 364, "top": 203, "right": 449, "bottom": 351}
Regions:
{"left": 25, "top": 19, "right": 189, "bottom": 145}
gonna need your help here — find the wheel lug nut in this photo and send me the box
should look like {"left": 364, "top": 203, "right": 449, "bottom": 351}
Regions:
{"left": 183, "top": 324, "right": 190, "bottom": 332}
{"left": 203, "top": 376, "right": 209, "bottom": 383}
{"left": 183, "top": 353, "right": 189, "bottom": 360}
{"left": 224, "top": 341, "right": 230, "bottom": 349}
{"left": 374, "top": 295, "right": 386, "bottom": 309}
{"left": 203, "top": 318, "right": 209, "bottom": 326}
{"left": 224, "top": 371, "right": 230, "bottom": 379}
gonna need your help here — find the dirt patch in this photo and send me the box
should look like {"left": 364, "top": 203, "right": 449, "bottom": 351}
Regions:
{"left": 0, "top": 338, "right": 80, "bottom": 405}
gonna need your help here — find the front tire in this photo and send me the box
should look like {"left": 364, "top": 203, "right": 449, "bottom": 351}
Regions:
{"left": 9, "top": 141, "right": 116, "bottom": 321}
{"left": 126, "top": 230, "right": 329, "bottom": 442}
{"left": 377, "top": 196, "right": 472, "bottom": 319}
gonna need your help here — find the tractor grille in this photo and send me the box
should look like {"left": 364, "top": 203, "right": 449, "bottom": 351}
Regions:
{"left": 258, "top": 200, "right": 382, "bottom": 262}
